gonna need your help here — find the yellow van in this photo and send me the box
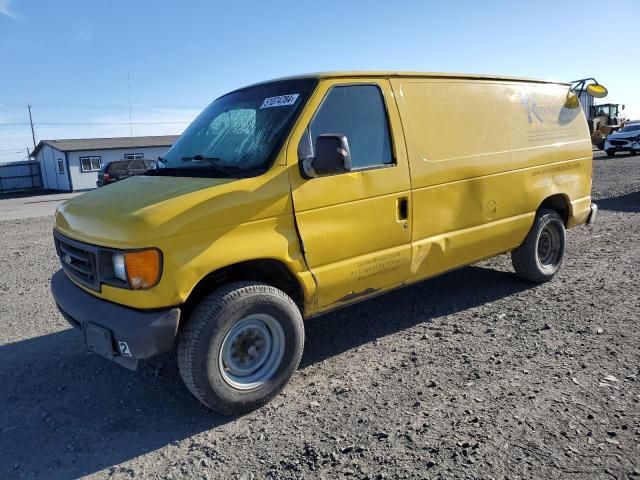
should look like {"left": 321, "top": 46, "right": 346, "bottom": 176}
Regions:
{"left": 51, "top": 72, "right": 600, "bottom": 413}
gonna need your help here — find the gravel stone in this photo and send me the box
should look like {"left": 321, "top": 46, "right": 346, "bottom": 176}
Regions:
{"left": 0, "top": 152, "right": 639, "bottom": 479}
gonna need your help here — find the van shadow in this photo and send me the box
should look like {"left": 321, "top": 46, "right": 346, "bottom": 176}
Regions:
{"left": 0, "top": 331, "right": 228, "bottom": 479}
{"left": 596, "top": 191, "right": 640, "bottom": 213}
{"left": 0, "top": 265, "right": 532, "bottom": 479}
{"left": 301, "top": 264, "right": 532, "bottom": 368}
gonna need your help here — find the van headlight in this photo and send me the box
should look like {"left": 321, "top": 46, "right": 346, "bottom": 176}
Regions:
{"left": 110, "top": 249, "right": 162, "bottom": 290}
{"left": 112, "top": 253, "right": 127, "bottom": 281}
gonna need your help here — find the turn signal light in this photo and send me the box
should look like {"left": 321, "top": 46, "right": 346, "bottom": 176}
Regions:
{"left": 124, "top": 249, "right": 162, "bottom": 289}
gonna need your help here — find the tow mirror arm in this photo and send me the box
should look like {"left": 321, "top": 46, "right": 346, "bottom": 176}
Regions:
{"left": 570, "top": 78, "right": 608, "bottom": 99}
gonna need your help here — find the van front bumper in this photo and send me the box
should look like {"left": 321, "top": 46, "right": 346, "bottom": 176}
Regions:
{"left": 51, "top": 269, "right": 180, "bottom": 370}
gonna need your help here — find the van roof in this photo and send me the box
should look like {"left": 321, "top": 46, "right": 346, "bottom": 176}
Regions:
{"left": 245, "top": 71, "right": 570, "bottom": 88}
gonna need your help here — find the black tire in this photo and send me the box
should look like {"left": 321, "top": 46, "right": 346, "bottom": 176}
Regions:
{"left": 511, "top": 209, "right": 566, "bottom": 283}
{"left": 177, "top": 282, "right": 304, "bottom": 414}
{"left": 605, "top": 149, "right": 615, "bottom": 157}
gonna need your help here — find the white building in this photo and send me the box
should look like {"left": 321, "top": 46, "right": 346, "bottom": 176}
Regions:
{"left": 31, "top": 135, "right": 179, "bottom": 192}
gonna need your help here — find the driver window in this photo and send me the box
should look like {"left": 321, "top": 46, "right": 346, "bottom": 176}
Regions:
{"left": 306, "top": 85, "right": 393, "bottom": 170}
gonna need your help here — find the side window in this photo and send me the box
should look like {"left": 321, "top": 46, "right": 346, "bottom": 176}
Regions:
{"left": 57, "top": 159, "right": 65, "bottom": 174}
{"left": 80, "top": 156, "right": 101, "bottom": 172}
{"left": 130, "top": 160, "right": 146, "bottom": 170}
{"left": 309, "top": 85, "right": 393, "bottom": 170}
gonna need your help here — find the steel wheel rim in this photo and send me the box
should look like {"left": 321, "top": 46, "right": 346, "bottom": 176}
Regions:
{"left": 537, "top": 225, "right": 561, "bottom": 267}
{"left": 219, "top": 314, "right": 285, "bottom": 390}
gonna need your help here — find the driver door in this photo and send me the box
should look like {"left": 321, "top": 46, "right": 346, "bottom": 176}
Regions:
{"left": 288, "top": 79, "right": 412, "bottom": 309}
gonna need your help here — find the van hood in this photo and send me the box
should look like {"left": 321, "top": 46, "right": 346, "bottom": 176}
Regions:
{"left": 55, "top": 176, "right": 248, "bottom": 247}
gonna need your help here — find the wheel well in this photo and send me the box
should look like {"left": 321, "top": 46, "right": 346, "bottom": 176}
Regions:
{"left": 539, "top": 194, "right": 571, "bottom": 225}
{"left": 182, "top": 259, "right": 305, "bottom": 319}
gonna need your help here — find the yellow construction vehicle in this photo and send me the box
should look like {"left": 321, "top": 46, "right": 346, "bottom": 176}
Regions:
{"left": 589, "top": 103, "right": 627, "bottom": 149}
{"left": 571, "top": 78, "right": 626, "bottom": 149}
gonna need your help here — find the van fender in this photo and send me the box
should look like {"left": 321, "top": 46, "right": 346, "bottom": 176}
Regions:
{"left": 537, "top": 194, "right": 573, "bottom": 225}
{"left": 169, "top": 215, "right": 317, "bottom": 316}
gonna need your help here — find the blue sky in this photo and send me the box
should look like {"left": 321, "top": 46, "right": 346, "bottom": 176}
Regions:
{"left": 0, "top": 0, "right": 638, "bottom": 162}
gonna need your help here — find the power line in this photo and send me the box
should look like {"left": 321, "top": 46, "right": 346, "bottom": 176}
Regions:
{"left": 0, "top": 121, "right": 190, "bottom": 126}
{"left": 0, "top": 101, "right": 204, "bottom": 110}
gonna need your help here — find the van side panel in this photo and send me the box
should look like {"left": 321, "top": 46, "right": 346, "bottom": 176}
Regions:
{"left": 390, "top": 78, "right": 592, "bottom": 282}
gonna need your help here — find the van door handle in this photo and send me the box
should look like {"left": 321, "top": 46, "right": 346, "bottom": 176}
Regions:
{"left": 397, "top": 197, "right": 408, "bottom": 222}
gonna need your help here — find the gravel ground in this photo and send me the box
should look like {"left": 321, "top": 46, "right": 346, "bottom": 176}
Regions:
{"left": 1, "top": 153, "right": 639, "bottom": 480}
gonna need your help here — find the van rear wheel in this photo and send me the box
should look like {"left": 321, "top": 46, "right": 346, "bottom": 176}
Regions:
{"left": 511, "top": 209, "right": 566, "bottom": 283}
{"left": 177, "top": 282, "right": 304, "bottom": 414}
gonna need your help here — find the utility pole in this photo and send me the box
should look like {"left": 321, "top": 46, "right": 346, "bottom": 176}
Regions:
{"left": 27, "top": 104, "right": 37, "bottom": 150}
{"left": 127, "top": 74, "right": 134, "bottom": 147}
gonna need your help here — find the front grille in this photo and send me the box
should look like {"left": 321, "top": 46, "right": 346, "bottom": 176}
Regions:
{"left": 54, "top": 231, "right": 100, "bottom": 291}
{"left": 610, "top": 140, "right": 629, "bottom": 146}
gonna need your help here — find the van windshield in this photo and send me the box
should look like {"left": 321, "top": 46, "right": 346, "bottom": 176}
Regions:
{"left": 156, "top": 78, "right": 317, "bottom": 178}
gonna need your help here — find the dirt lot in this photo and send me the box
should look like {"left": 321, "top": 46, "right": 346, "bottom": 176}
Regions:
{"left": 1, "top": 153, "right": 639, "bottom": 480}
{"left": 0, "top": 193, "right": 79, "bottom": 221}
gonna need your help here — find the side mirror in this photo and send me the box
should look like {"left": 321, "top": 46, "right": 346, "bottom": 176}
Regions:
{"left": 308, "top": 134, "right": 352, "bottom": 177}
{"left": 586, "top": 83, "right": 608, "bottom": 99}
{"left": 564, "top": 92, "right": 580, "bottom": 109}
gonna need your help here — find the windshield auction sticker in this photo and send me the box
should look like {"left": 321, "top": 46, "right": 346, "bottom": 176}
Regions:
{"left": 260, "top": 94, "right": 300, "bottom": 109}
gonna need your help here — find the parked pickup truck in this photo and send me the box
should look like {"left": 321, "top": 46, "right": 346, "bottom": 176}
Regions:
{"left": 51, "top": 71, "right": 599, "bottom": 414}
{"left": 97, "top": 159, "right": 157, "bottom": 187}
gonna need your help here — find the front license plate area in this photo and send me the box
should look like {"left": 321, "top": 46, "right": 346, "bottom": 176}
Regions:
{"left": 83, "top": 322, "right": 115, "bottom": 359}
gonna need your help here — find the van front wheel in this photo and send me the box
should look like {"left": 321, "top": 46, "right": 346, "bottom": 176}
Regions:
{"left": 177, "top": 282, "right": 304, "bottom": 414}
{"left": 511, "top": 209, "right": 566, "bottom": 283}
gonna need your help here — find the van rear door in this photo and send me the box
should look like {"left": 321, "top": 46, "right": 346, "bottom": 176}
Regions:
{"left": 288, "top": 78, "right": 412, "bottom": 309}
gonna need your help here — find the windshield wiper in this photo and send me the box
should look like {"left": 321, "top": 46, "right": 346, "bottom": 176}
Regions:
{"left": 181, "top": 154, "right": 222, "bottom": 164}
{"left": 146, "top": 166, "right": 235, "bottom": 178}
{"left": 180, "top": 155, "right": 235, "bottom": 176}
{"left": 146, "top": 155, "right": 260, "bottom": 178}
